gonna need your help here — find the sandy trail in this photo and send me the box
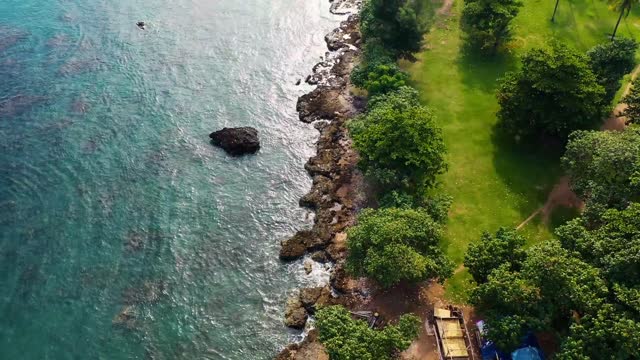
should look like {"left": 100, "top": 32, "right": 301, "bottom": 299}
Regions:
{"left": 436, "top": 0, "right": 455, "bottom": 16}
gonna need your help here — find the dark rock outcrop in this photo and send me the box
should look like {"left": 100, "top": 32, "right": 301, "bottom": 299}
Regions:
{"left": 275, "top": 329, "right": 329, "bottom": 360}
{"left": 300, "top": 286, "right": 332, "bottom": 313}
{"left": 284, "top": 296, "right": 308, "bottom": 329}
{"left": 325, "top": 15, "right": 361, "bottom": 51}
{"left": 209, "top": 127, "right": 260, "bottom": 156}
{"left": 278, "top": 4, "right": 365, "bottom": 358}
{"left": 296, "top": 87, "right": 351, "bottom": 123}
{"left": 280, "top": 230, "right": 315, "bottom": 260}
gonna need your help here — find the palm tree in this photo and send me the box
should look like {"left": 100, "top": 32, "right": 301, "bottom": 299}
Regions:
{"left": 609, "top": 0, "right": 638, "bottom": 40}
{"left": 551, "top": 0, "right": 561, "bottom": 22}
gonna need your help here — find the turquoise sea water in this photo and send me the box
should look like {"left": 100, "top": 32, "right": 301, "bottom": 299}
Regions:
{"left": 0, "top": 1, "right": 341, "bottom": 358}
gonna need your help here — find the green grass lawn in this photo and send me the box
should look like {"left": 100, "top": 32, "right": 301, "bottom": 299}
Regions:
{"left": 406, "top": 0, "right": 640, "bottom": 303}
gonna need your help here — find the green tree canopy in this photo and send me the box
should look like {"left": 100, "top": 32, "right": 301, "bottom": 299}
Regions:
{"left": 556, "top": 305, "right": 640, "bottom": 360}
{"left": 557, "top": 203, "right": 640, "bottom": 290}
{"left": 587, "top": 38, "right": 638, "bottom": 102}
{"left": 351, "top": 63, "right": 409, "bottom": 96}
{"left": 497, "top": 41, "right": 606, "bottom": 143}
{"left": 562, "top": 126, "right": 640, "bottom": 210}
{"left": 470, "top": 240, "right": 608, "bottom": 349}
{"left": 460, "top": 0, "right": 523, "bottom": 52}
{"left": 360, "top": 0, "right": 425, "bottom": 56}
{"left": 464, "top": 227, "right": 527, "bottom": 284}
{"left": 349, "top": 88, "right": 447, "bottom": 191}
{"left": 316, "top": 305, "right": 421, "bottom": 360}
{"left": 346, "top": 208, "right": 454, "bottom": 287}
{"left": 623, "top": 79, "right": 640, "bottom": 124}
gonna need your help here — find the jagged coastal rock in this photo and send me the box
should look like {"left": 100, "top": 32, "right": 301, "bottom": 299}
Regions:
{"left": 277, "top": 1, "right": 366, "bottom": 358}
{"left": 284, "top": 296, "right": 308, "bottom": 329}
{"left": 209, "top": 127, "right": 260, "bottom": 155}
{"left": 275, "top": 329, "right": 329, "bottom": 360}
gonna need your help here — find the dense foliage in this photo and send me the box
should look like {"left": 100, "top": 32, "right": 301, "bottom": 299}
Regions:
{"left": 587, "top": 38, "right": 638, "bottom": 102}
{"left": 556, "top": 305, "right": 640, "bottom": 360}
{"left": 562, "top": 126, "right": 640, "bottom": 210}
{"left": 316, "top": 305, "right": 421, "bottom": 360}
{"left": 468, "top": 202, "right": 640, "bottom": 357}
{"left": 351, "top": 63, "right": 409, "bottom": 96}
{"left": 349, "top": 87, "right": 447, "bottom": 191}
{"left": 554, "top": 204, "right": 640, "bottom": 360}
{"left": 360, "top": 0, "right": 425, "bottom": 57}
{"left": 623, "top": 79, "right": 640, "bottom": 124}
{"left": 496, "top": 41, "right": 606, "bottom": 143}
{"left": 346, "top": 208, "right": 454, "bottom": 287}
{"left": 464, "top": 227, "right": 526, "bottom": 284}
{"left": 470, "top": 240, "right": 608, "bottom": 352}
{"left": 460, "top": 0, "right": 523, "bottom": 52}
{"left": 378, "top": 190, "right": 452, "bottom": 224}
{"left": 557, "top": 203, "right": 640, "bottom": 296}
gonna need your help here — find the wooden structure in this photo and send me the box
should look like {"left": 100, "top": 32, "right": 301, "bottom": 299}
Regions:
{"left": 433, "top": 307, "right": 476, "bottom": 360}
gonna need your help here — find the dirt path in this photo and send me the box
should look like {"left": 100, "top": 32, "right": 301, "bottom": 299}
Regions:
{"left": 517, "top": 65, "right": 640, "bottom": 230}
{"left": 436, "top": 0, "right": 455, "bottom": 16}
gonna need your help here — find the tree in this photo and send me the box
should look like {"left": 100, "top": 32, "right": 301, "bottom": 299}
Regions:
{"left": 352, "top": 63, "right": 410, "bottom": 96}
{"left": 316, "top": 305, "right": 421, "bottom": 360}
{"left": 623, "top": 79, "right": 640, "bottom": 124}
{"left": 497, "top": 41, "right": 606, "bottom": 143}
{"left": 562, "top": 127, "right": 640, "bottom": 210}
{"left": 556, "top": 305, "right": 640, "bottom": 360}
{"left": 464, "top": 227, "right": 527, "bottom": 284}
{"left": 460, "top": 0, "right": 523, "bottom": 52}
{"left": 379, "top": 191, "right": 452, "bottom": 224}
{"left": 551, "top": 0, "right": 561, "bottom": 22}
{"left": 360, "top": 0, "right": 425, "bottom": 56}
{"left": 609, "top": 0, "right": 639, "bottom": 40}
{"left": 556, "top": 203, "right": 640, "bottom": 288}
{"left": 470, "top": 265, "right": 545, "bottom": 351}
{"left": 587, "top": 38, "right": 638, "bottom": 102}
{"left": 346, "top": 208, "right": 454, "bottom": 287}
{"left": 471, "top": 241, "right": 608, "bottom": 349}
{"left": 349, "top": 89, "right": 447, "bottom": 191}
{"left": 351, "top": 38, "right": 396, "bottom": 88}
{"left": 522, "top": 241, "right": 607, "bottom": 316}
{"left": 367, "top": 85, "right": 420, "bottom": 109}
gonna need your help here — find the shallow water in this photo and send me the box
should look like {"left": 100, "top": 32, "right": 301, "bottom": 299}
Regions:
{"left": 0, "top": 1, "right": 342, "bottom": 358}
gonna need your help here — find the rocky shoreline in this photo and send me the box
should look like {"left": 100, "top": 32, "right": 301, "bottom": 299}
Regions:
{"left": 276, "top": 1, "right": 366, "bottom": 358}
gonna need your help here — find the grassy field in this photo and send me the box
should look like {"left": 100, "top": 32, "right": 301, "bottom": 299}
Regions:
{"left": 406, "top": 0, "right": 640, "bottom": 302}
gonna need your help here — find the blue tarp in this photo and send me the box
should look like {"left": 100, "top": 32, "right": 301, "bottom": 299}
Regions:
{"left": 512, "top": 346, "right": 543, "bottom": 360}
{"left": 477, "top": 321, "right": 545, "bottom": 360}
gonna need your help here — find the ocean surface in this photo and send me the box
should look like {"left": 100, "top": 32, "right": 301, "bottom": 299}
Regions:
{"left": 0, "top": 0, "right": 342, "bottom": 358}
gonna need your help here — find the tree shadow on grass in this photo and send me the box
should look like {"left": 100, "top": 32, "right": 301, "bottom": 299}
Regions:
{"left": 456, "top": 43, "right": 519, "bottom": 93}
{"left": 490, "top": 127, "right": 564, "bottom": 223}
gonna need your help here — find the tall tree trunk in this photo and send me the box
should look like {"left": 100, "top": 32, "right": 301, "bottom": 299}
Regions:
{"left": 551, "top": 0, "right": 560, "bottom": 22}
{"left": 612, "top": 8, "right": 625, "bottom": 40}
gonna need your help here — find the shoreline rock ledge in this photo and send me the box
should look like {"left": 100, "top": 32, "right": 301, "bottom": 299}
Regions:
{"left": 209, "top": 127, "right": 260, "bottom": 156}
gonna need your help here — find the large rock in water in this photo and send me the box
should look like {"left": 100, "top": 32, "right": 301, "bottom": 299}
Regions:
{"left": 284, "top": 296, "right": 308, "bottom": 329}
{"left": 209, "top": 127, "right": 260, "bottom": 156}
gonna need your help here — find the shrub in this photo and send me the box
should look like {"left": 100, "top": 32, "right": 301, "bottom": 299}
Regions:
{"left": 346, "top": 208, "right": 454, "bottom": 287}
{"left": 352, "top": 64, "right": 409, "bottom": 96}
{"left": 316, "top": 305, "right": 421, "bottom": 360}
